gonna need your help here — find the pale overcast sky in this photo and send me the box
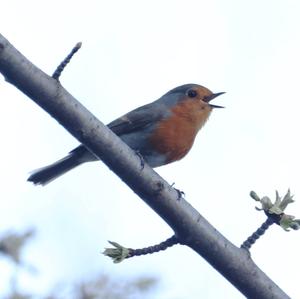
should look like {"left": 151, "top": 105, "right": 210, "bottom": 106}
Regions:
{"left": 1, "top": 1, "right": 300, "bottom": 298}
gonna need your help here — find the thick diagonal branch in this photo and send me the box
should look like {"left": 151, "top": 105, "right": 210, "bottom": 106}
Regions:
{"left": 0, "top": 34, "right": 291, "bottom": 299}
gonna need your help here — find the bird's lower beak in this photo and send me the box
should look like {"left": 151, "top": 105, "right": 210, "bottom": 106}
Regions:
{"left": 205, "top": 92, "right": 225, "bottom": 108}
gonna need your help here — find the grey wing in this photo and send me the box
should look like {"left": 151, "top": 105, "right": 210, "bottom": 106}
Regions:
{"left": 107, "top": 102, "right": 169, "bottom": 136}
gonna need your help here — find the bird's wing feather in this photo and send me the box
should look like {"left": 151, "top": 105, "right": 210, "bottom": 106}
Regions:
{"left": 108, "top": 102, "right": 168, "bottom": 136}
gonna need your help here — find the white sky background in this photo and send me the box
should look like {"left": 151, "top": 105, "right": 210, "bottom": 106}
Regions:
{"left": 1, "top": 0, "right": 300, "bottom": 298}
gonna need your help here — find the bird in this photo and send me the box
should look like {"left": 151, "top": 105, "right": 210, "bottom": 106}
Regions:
{"left": 28, "top": 84, "right": 224, "bottom": 185}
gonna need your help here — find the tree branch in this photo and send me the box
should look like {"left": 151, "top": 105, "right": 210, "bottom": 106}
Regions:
{"left": 0, "top": 34, "right": 291, "bottom": 299}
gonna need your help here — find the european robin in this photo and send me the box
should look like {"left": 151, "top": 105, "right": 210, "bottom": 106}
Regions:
{"left": 28, "top": 84, "right": 224, "bottom": 185}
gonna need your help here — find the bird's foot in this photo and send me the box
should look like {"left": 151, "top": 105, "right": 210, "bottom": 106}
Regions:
{"left": 171, "top": 183, "right": 185, "bottom": 200}
{"left": 135, "top": 151, "right": 145, "bottom": 170}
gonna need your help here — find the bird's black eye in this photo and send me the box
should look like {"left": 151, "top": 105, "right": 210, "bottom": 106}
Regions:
{"left": 187, "top": 89, "right": 197, "bottom": 98}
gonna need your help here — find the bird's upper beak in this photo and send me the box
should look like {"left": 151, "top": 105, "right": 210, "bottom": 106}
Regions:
{"left": 204, "top": 92, "right": 225, "bottom": 108}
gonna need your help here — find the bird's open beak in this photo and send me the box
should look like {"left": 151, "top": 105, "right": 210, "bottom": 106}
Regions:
{"left": 204, "top": 92, "right": 225, "bottom": 108}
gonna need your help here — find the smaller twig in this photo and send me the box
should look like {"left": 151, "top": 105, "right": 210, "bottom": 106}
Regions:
{"left": 241, "top": 190, "right": 300, "bottom": 251}
{"left": 103, "top": 235, "right": 180, "bottom": 263}
{"left": 52, "top": 42, "right": 82, "bottom": 80}
{"left": 241, "top": 216, "right": 278, "bottom": 250}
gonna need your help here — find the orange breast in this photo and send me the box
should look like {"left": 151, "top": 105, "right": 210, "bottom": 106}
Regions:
{"left": 150, "top": 99, "right": 212, "bottom": 163}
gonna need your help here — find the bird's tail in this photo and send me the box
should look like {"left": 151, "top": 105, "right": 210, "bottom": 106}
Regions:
{"left": 27, "top": 146, "right": 96, "bottom": 186}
